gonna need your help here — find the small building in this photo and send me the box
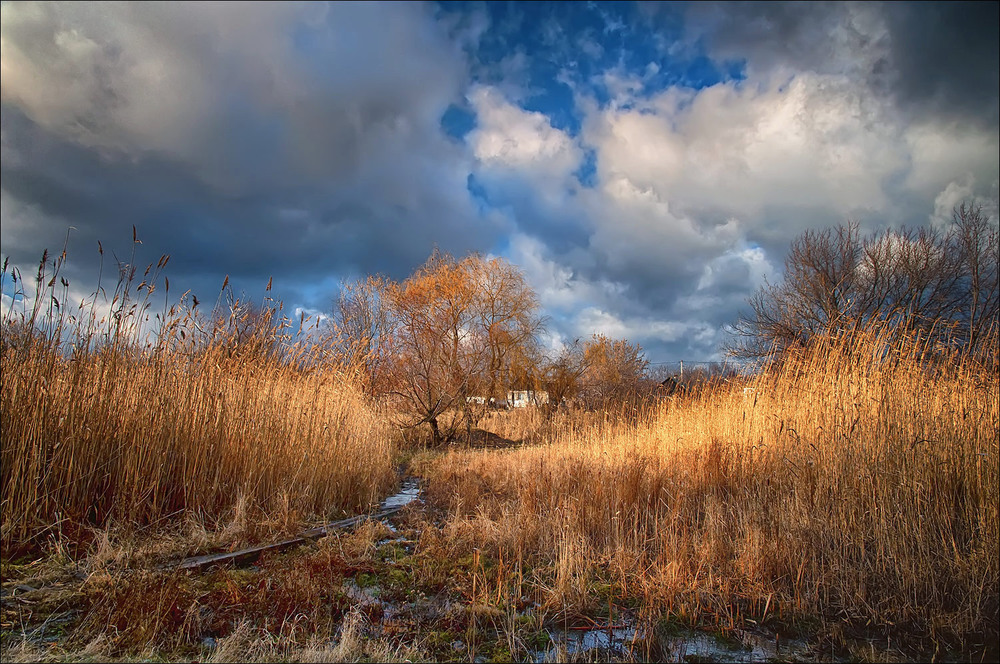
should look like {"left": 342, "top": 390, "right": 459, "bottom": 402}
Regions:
{"left": 506, "top": 390, "right": 549, "bottom": 408}
{"left": 658, "top": 376, "right": 680, "bottom": 396}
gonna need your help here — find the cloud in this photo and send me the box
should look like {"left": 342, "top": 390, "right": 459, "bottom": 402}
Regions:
{"left": 558, "top": 70, "right": 904, "bottom": 321}
{"left": 903, "top": 121, "right": 999, "bottom": 200}
{"left": 466, "top": 86, "right": 592, "bottom": 253}
{"left": 930, "top": 177, "right": 1000, "bottom": 229}
{"left": 1, "top": 2, "right": 996, "bottom": 365}
{"left": 0, "top": 2, "right": 468, "bottom": 174}
{"left": 469, "top": 85, "right": 583, "bottom": 180}
{"left": 687, "top": 2, "right": 999, "bottom": 127}
{"left": 931, "top": 179, "right": 977, "bottom": 228}
{"left": 470, "top": 34, "right": 996, "bottom": 362}
{"left": 505, "top": 233, "right": 591, "bottom": 314}
{"left": 1, "top": 1, "right": 498, "bottom": 314}
{"left": 881, "top": 2, "right": 999, "bottom": 128}
{"left": 586, "top": 73, "right": 907, "bottom": 219}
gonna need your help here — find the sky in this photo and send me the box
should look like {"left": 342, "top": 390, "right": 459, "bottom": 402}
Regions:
{"left": 2, "top": 1, "right": 998, "bottom": 365}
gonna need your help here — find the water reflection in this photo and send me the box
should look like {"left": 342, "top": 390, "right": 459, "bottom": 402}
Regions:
{"left": 534, "top": 620, "right": 812, "bottom": 663}
{"left": 380, "top": 477, "right": 421, "bottom": 510}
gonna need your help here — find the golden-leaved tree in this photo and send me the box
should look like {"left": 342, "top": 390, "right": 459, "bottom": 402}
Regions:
{"left": 580, "top": 334, "right": 649, "bottom": 408}
{"left": 382, "top": 251, "right": 541, "bottom": 444}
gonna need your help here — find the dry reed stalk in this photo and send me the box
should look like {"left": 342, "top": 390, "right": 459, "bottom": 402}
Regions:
{"left": 421, "top": 321, "right": 999, "bottom": 645}
{"left": 1, "top": 248, "right": 397, "bottom": 550}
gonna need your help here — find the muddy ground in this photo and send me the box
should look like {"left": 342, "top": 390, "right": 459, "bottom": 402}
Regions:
{"left": 0, "top": 475, "right": 987, "bottom": 663}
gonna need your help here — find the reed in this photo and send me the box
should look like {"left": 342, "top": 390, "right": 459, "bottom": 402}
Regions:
{"left": 422, "top": 321, "right": 1000, "bottom": 647}
{"left": 1, "top": 246, "right": 396, "bottom": 550}
{"left": 3, "top": 241, "right": 996, "bottom": 657}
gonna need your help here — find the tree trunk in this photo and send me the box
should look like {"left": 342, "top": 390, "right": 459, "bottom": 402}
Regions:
{"left": 429, "top": 417, "right": 442, "bottom": 446}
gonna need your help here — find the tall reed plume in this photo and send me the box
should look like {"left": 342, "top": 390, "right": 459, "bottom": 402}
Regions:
{"left": 1, "top": 239, "right": 396, "bottom": 549}
{"left": 423, "top": 321, "right": 999, "bottom": 646}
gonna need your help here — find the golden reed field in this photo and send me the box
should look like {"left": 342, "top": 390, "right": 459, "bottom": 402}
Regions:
{"left": 1, "top": 251, "right": 396, "bottom": 551}
{"left": 420, "top": 323, "right": 999, "bottom": 658}
{"left": 1, "top": 250, "right": 997, "bottom": 662}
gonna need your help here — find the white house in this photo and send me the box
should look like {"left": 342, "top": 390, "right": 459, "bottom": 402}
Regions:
{"left": 506, "top": 390, "right": 549, "bottom": 408}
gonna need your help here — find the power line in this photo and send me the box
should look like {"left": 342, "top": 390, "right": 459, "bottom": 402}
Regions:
{"left": 646, "top": 360, "right": 729, "bottom": 366}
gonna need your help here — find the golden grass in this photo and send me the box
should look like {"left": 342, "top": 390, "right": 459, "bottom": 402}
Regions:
{"left": 420, "top": 323, "right": 1000, "bottom": 648}
{"left": 1, "top": 338, "right": 396, "bottom": 549}
{"left": 3, "top": 244, "right": 997, "bottom": 659}
{"left": 1, "top": 251, "right": 397, "bottom": 551}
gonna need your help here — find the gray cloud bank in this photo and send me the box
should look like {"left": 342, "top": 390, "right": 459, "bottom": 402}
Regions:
{"left": 1, "top": 2, "right": 498, "bottom": 309}
{"left": 2, "top": 1, "right": 997, "bottom": 363}
{"left": 687, "top": 1, "right": 999, "bottom": 127}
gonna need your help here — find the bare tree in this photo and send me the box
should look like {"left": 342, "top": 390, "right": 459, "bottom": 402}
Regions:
{"left": 729, "top": 203, "right": 999, "bottom": 361}
{"left": 952, "top": 203, "right": 1000, "bottom": 352}
{"left": 332, "top": 275, "right": 392, "bottom": 394}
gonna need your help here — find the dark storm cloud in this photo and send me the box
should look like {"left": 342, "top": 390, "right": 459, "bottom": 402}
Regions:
{"left": 2, "top": 2, "right": 996, "bottom": 365}
{"left": 881, "top": 2, "right": 999, "bottom": 127}
{"left": 1, "top": 105, "right": 502, "bottom": 307}
{"left": 687, "top": 1, "right": 999, "bottom": 127}
{"left": 683, "top": 2, "right": 855, "bottom": 73}
{"left": 0, "top": 2, "right": 500, "bottom": 312}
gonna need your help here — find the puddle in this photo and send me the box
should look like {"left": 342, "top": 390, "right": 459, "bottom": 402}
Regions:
{"left": 540, "top": 624, "right": 640, "bottom": 661}
{"left": 380, "top": 477, "right": 421, "bottom": 510}
{"left": 657, "top": 630, "right": 810, "bottom": 663}
{"left": 534, "top": 619, "right": 814, "bottom": 663}
{"left": 343, "top": 578, "right": 381, "bottom": 604}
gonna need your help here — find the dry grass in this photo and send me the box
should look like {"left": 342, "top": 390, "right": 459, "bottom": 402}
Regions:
{"left": 205, "top": 611, "right": 417, "bottom": 663}
{"left": 1, "top": 249, "right": 397, "bottom": 552}
{"left": 420, "top": 323, "right": 1000, "bottom": 652}
{"left": 3, "top": 244, "right": 997, "bottom": 660}
{"left": 1, "top": 341, "right": 395, "bottom": 547}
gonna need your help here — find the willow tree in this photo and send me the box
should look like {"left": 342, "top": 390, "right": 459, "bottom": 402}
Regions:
{"left": 472, "top": 256, "right": 544, "bottom": 402}
{"left": 384, "top": 251, "right": 541, "bottom": 445}
{"left": 580, "top": 334, "right": 649, "bottom": 408}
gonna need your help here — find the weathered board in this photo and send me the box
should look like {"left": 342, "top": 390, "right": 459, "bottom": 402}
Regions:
{"left": 167, "top": 506, "right": 403, "bottom": 572}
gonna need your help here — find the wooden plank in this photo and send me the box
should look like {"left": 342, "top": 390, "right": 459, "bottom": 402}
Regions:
{"left": 168, "top": 506, "right": 403, "bottom": 572}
